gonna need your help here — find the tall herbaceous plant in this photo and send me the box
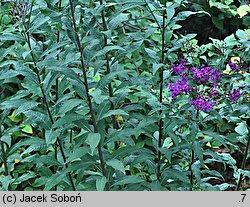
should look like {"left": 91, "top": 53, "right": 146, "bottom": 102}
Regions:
{"left": 0, "top": 0, "right": 249, "bottom": 191}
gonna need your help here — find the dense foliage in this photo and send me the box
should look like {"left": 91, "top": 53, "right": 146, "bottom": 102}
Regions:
{"left": 0, "top": 0, "right": 249, "bottom": 191}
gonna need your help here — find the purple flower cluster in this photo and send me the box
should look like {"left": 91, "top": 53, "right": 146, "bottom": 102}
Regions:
{"left": 210, "top": 89, "right": 220, "bottom": 97}
{"left": 190, "top": 95, "right": 214, "bottom": 112}
{"left": 9, "top": 0, "right": 29, "bottom": 22}
{"left": 167, "top": 58, "right": 242, "bottom": 112}
{"left": 168, "top": 76, "right": 191, "bottom": 99}
{"left": 228, "top": 89, "right": 241, "bottom": 103}
{"left": 228, "top": 62, "right": 238, "bottom": 72}
{"left": 172, "top": 59, "right": 188, "bottom": 75}
{"left": 191, "top": 66, "right": 221, "bottom": 85}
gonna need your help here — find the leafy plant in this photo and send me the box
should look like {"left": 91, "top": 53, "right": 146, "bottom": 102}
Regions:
{"left": 0, "top": 0, "right": 249, "bottom": 191}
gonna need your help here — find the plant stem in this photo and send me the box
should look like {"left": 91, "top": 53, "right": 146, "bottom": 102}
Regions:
{"left": 99, "top": 0, "right": 119, "bottom": 130}
{"left": 55, "top": 0, "right": 62, "bottom": 102}
{"left": 189, "top": 109, "right": 200, "bottom": 191}
{"left": 189, "top": 149, "right": 194, "bottom": 191}
{"left": 157, "top": 0, "right": 166, "bottom": 182}
{"left": 236, "top": 124, "right": 250, "bottom": 190}
{"left": 144, "top": 0, "right": 161, "bottom": 29}
{"left": 69, "top": 0, "right": 110, "bottom": 191}
{"left": 22, "top": 3, "right": 76, "bottom": 191}
{"left": 52, "top": 0, "right": 62, "bottom": 191}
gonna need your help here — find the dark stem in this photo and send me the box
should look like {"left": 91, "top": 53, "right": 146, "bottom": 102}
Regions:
{"left": 236, "top": 124, "right": 250, "bottom": 190}
{"left": 70, "top": 129, "right": 73, "bottom": 144}
{"left": 22, "top": 4, "right": 76, "bottom": 191}
{"left": 99, "top": 0, "right": 119, "bottom": 130}
{"left": 189, "top": 149, "right": 195, "bottom": 191}
{"left": 157, "top": 0, "right": 166, "bottom": 182}
{"left": 189, "top": 109, "right": 200, "bottom": 191}
{"left": 122, "top": 21, "right": 142, "bottom": 31}
{"left": 69, "top": 0, "right": 110, "bottom": 191}
{"left": 52, "top": 0, "right": 62, "bottom": 191}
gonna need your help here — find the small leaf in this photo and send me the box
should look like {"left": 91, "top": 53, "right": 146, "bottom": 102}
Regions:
{"left": 235, "top": 122, "right": 248, "bottom": 136}
{"left": 94, "top": 46, "right": 125, "bottom": 57}
{"left": 66, "top": 147, "right": 89, "bottom": 163}
{"left": 108, "top": 13, "right": 129, "bottom": 29}
{"left": 14, "top": 172, "right": 36, "bottom": 183}
{"left": 15, "top": 101, "right": 39, "bottom": 116}
{"left": 237, "top": 5, "right": 250, "bottom": 18}
{"left": 165, "top": 3, "right": 175, "bottom": 25}
{"left": 58, "top": 99, "right": 82, "bottom": 115}
{"left": 45, "top": 129, "right": 60, "bottom": 146}
{"left": 29, "top": 15, "right": 50, "bottom": 33}
{"left": 100, "top": 109, "right": 128, "bottom": 120}
{"left": 163, "top": 169, "right": 190, "bottom": 184}
{"left": 107, "top": 159, "right": 125, "bottom": 174}
{"left": 20, "top": 124, "right": 33, "bottom": 134}
{"left": 89, "top": 89, "right": 108, "bottom": 104}
{"left": 113, "top": 175, "right": 145, "bottom": 186}
{"left": 96, "top": 176, "right": 107, "bottom": 191}
{"left": 23, "top": 110, "right": 52, "bottom": 130}
{"left": 86, "top": 133, "right": 101, "bottom": 154}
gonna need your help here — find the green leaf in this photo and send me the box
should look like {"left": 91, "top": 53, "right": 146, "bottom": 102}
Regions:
{"left": 0, "top": 176, "right": 12, "bottom": 191}
{"left": 191, "top": 162, "right": 201, "bottom": 185}
{"left": 94, "top": 46, "right": 125, "bottom": 57}
{"left": 202, "top": 131, "right": 228, "bottom": 147}
{"left": 86, "top": 133, "right": 101, "bottom": 154}
{"left": 73, "top": 119, "right": 93, "bottom": 133}
{"left": 44, "top": 172, "right": 67, "bottom": 191}
{"left": 96, "top": 176, "right": 107, "bottom": 191}
{"left": 20, "top": 124, "right": 33, "bottom": 134}
{"left": 107, "top": 159, "right": 126, "bottom": 174}
{"left": 174, "top": 11, "right": 210, "bottom": 22}
{"left": 58, "top": 99, "right": 82, "bottom": 115}
{"left": 145, "top": 48, "right": 160, "bottom": 63}
{"left": 165, "top": 3, "right": 175, "bottom": 25}
{"left": 15, "top": 101, "right": 39, "bottom": 116}
{"left": 153, "top": 63, "right": 164, "bottom": 75}
{"left": 53, "top": 113, "right": 83, "bottom": 128}
{"left": 193, "top": 141, "right": 204, "bottom": 165}
{"left": 108, "top": 13, "right": 129, "bottom": 29}
{"left": 163, "top": 169, "right": 190, "bottom": 184}
{"left": 209, "top": 0, "right": 229, "bottom": 9}
{"left": 113, "top": 175, "right": 145, "bottom": 186}
{"left": 212, "top": 16, "right": 224, "bottom": 30}
{"left": 237, "top": 5, "right": 250, "bottom": 18}
{"left": 89, "top": 89, "right": 109, "bottom": 104}
{"left": 0, "top": 33, "right": 24, "bottom": 42}
{"left": 66, "top": 147, "right": 89, "bottom": 163}
{"left": 29, "top": 14, "right": 50, "bottom": 33}
{"left": 45, "top": 129, "right": 60, "bottom": 146}
{"left": 236, "top": 29, "right": 249, "bottom": 41}
{"left": 14, "top": 172, "right": 36, "bottom": 183}
{"left": 235, "top": 122, "right": 248, "bottom": 136}
{"left": 100, "top": 109, "right": 129, "bottom": 120}
{"left": 23, "top": 110, "right": 52, "bottom": 130}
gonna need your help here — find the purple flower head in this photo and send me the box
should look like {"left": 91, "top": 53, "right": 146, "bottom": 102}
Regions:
{"left": 228, "top": 88, "right": 241, "bottom": 103}
{"left": 190, "top": 95, "right": 214, "bottom": 112}
{"left": 228, "top": 62, "right": 238, "bottom": 72}
{"left": 210, "top": 89, "right": 220, "bottom": 97}
{"left": 168, "top": 77, "right": 191, "bottom": 99}
{"left": 172, "top": 59, "right": 188, "bottom": 75}
{"left": 192, "top": 66, "right": 221, "bottom": 85}
{"left": 168, "top": 82, "right": 182, "bottom": 98}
